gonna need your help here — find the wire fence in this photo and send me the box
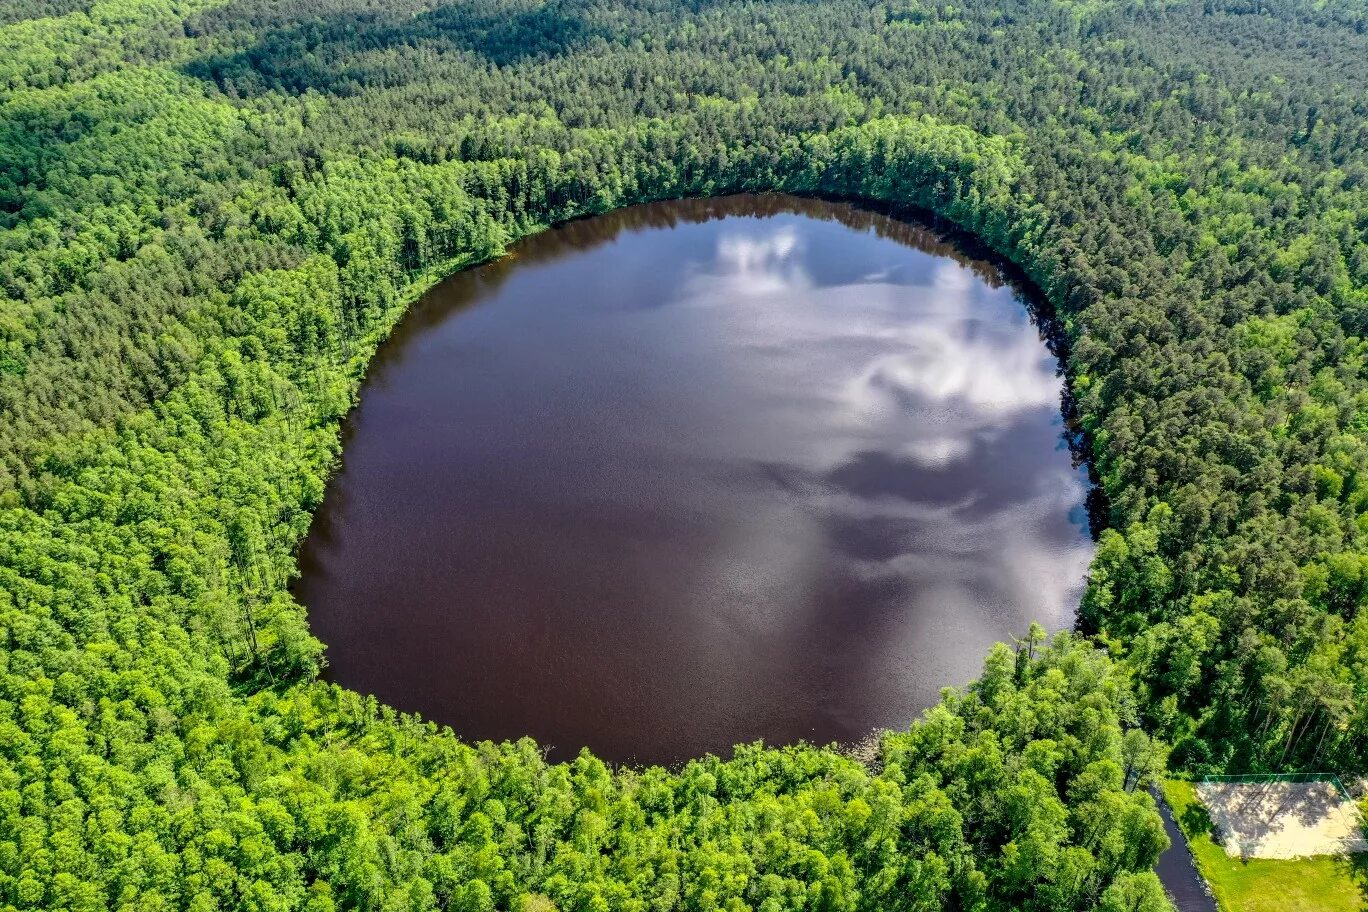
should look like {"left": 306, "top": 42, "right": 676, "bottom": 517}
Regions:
{"left": 1199, "top": 772, "right": 1352, "bottom": 800}
{"left": 1195, "top": 773, "right": 1367, "bottom": 860}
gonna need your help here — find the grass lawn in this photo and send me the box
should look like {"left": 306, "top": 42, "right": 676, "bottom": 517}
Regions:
{"left": 1162, "top": 780, "right": 1368, "bottom": 912}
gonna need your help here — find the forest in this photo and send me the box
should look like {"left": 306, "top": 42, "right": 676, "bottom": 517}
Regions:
{"left": 1, "top": 0, "right": 1366, "bottom": 908}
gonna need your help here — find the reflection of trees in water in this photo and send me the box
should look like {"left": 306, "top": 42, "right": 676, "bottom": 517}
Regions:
{"left": 412, "top": 193, "right": 1026, "bottom": 333}
{"left": 369, "top": 192, "right": 1105, "bottom": 534}
{"left": 530, "top": 193, "right": 1015, "bottom": 288}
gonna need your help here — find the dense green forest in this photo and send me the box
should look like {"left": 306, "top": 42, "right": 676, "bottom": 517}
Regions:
{"left": 1, "top": 0, "right": 1367, "bottom": 907}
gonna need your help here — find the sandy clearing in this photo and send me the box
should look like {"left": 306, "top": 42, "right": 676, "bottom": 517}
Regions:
{"left": 1196, "top": 780, "right": 1368, "bottom": 860}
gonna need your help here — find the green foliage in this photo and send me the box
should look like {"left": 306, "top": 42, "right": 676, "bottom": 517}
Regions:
{"left": 3, "top": 0, "right": 1368, "bottom": 906}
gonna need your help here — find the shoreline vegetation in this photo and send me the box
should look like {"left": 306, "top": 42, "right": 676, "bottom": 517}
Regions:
{"left": 1, "top": 0, "right": 1366, "bottom": 909}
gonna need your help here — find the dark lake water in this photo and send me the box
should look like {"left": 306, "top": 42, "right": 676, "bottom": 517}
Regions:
{"left": 295, "top": 194, "right": 1095, "bottom": 766}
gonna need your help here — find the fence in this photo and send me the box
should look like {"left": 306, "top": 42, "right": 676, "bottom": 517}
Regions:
{"left": 1199, "top": 772, "right": 1352, "bottom": 800}
{"left": 1194, "top": 773, "right": 1367, "bottom": 860}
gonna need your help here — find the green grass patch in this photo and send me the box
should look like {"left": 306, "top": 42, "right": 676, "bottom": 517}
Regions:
{"left": 1162, "top": 780, "right": 1368, "bottom": 912}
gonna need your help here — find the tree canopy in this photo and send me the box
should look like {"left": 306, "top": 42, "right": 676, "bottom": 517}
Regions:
{"left": 2, "top": 0, "right": 1367, "bottom": 907}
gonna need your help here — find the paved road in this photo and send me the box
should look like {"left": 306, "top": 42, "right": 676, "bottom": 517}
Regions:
{"left": 1153, "top": 787, "right": 1220, "bottom": 912}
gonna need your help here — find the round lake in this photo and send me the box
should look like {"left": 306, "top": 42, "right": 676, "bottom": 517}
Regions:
{"left": 295, "top": 194, "right": 1095, "bottom": 766}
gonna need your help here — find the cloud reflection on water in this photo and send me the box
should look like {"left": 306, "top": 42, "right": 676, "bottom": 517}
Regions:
{"left": 296, "top": 196, "right": 1095, "bottom": 765}
{"left": 679, "top": 224, "right": 1091, "bottom": 648}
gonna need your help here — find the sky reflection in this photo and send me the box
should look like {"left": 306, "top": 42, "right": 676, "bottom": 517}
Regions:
{"left": 294, "top": 195, "right": 1095, "bottom": 766}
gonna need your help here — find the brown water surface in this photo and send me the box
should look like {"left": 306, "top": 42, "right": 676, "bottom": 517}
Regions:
{"left": 295, "top": 194, "right": 1094, "bottom": 766}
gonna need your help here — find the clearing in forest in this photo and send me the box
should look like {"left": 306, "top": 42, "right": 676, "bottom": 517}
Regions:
{"left": 1196, "top": 777, "right": 1368, "bottom": 860}
{"left": 1164, "top": 781, "right": 1368, "bottom": 912}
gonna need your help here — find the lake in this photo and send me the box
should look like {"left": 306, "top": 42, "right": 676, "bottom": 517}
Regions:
{"left": 295, "top": 194, "right": 1095, "bottom": 766}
